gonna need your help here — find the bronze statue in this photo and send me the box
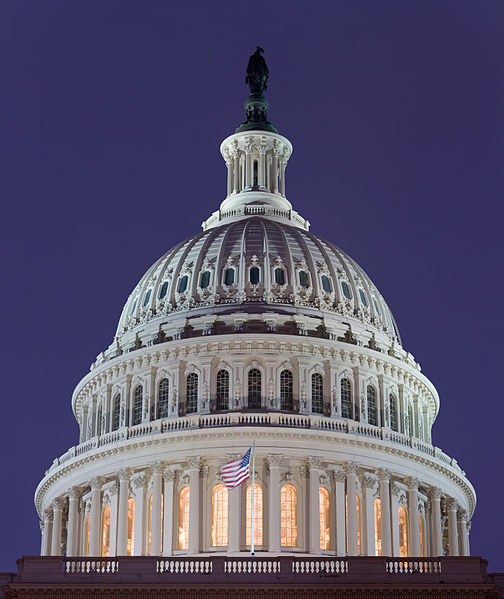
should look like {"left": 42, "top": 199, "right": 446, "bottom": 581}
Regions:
{"left": 246, "top": 46, "right": 269, "bottom": 94}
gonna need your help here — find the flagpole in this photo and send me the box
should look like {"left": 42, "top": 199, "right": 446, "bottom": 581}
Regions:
{"left": 250, "top": 441, "right": 255, "bottom": 557}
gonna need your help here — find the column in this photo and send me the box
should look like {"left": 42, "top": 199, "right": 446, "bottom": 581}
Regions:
{"left": 228, "top": 486, "right": 241, "bottom": 552}
{"left": 430, "top": 488, "right": 443, "bottom": 556}
{"left": 244, "top": 139, "right": 252, "bottom": 189}
{"left": 233, "top": 148, "right": 239, "bottom": 193}
{"left": 308, "top": 457, "right": 321, "bottom": 554}
{"left": 66, "top": 487, "right": 80, "bottom": 557}
{"left": 406, "top": 477, "right": 420, "bottom": 556}
{"left": 116, "top": 468, "right": 131, "bottom": 555}
{"left": 377, "top": 470, "right": 392, "bottom": 556}
{"left": 50, "top": 499, "right": 64, "bottom": 556}
{"left": 332, "top": 468, "right": 346, "bottom": 556}
{"left": 390, "top": 483, "right": 400, "bottom": 556}
{"left": 458, "top": 511, "right": 469, "bottom": 556}
{"left": 108, "top": 482, "right": 119, "bottom": 557}
{"left": 267, "top": 454, "right": 282, "bottom": 552}
{"left": 188, "top": 456, "right": 201, "bottom": 553}
{"left": 41, "top": 509, "right": 52, "bottom": 556}
{"left": 258, "top": 144, "right": 266, "bottom": 189}
{"left": 89, "top": 476, "right": 104, "bottom": 556}
{"left": 465, "top": 521, "right": 471, "bottom": 556}
{"left": 132, "top": 473, "right": 146, "bottom": 556}
{"left": 345, "top": 462, "right": 359, "bottom": 556}
{"left": 162, "top": 469, "right": 176, "bottom": 556}
{"left": 361, "top": 473, "right": 376, "bottom": 556}
{"left": 271, "top": 152, "right": 278, "bottom": 193}
{"left": 447, "top": 498, "right": 459, "bottom": 556}
{"left": 150, "top": 462, "right": 164, "bottom": 556}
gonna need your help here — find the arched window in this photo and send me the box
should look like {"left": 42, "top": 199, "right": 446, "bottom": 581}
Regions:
{"left": 321, "top": 275, "right": 331, "bottom": 293}
{"left": 408, "top": 404, "right": 414, "bottom": 437}
{"left": 127, "top": 497, "right": 135, "bottom": 556}
{"left": 178, "top": 487, "right": 190, "bottom": 550}
{"left": 398, "top": 505, "right": 408, "bottom": 557}
{"left": 274, "top": 268, "right": 285, "bottom": 285}
{"left": 158, "top": 378, "right": 169, "bottom": 419}
{"left": 341, "top": 378, "right": 352, "bottom": 419}
{"left": 143, "top": 289, "right": 152, "bottom": 307}
{"left": 178, "top": 275, "right": 188, "bottom": 293}
{"left": 280, "top": 484, "right": 298, "bottom": 547}
{"left": 159, "top": 280, "right": 168, "bottom": 299}
{"left": 374, "top": 498, "right": 382, "bottom": 556}
{"left": 83, "top": 514, "right": 90, "bottom": 557}
{"left": 299, "top": 271, "right": 309, "bottom": 288}
{"left": 341, "top": 281, "right": 352, "bottom": 299}
{"left": 186, "top": 373, "right": 198, "bottom": 414}
{"left": 419, "top": 514, "right": 426, "bottom": 557}
{"left": 250, "top": 266, "right": 260, "bottom": 285}
{"left": 389, "top": 394, "right": 398, "bottom": 432}
{"left": 246, "top": 483, "right": 263, "bottom": 546}
{"left": 319, "top": 487, "right": 330, "bottom": 550}
{"left": 200, "top": 271, "right": 211, "bottom": 289}
{"left": 112, "top": 393, "right": 121, "bottom": 431}
{"left": 224, "top": 268, "right": 235, "bottom": 286}
{"left": 248, "top": 368, "right": 262, "bottom": 409}
{"left": 101, "top": 505, "right": 111, "bottom": 557}
{"left": 367, "top": 385, "right": 377, "bottom": 426}
{"left": 211, "top": 484, "right": 228, "bottom": 547}
{"left": 216, "top": 370, "right": 230, "bottom": 411}
{"left": 280, "top": 370, "right": 293, "bottom": 411}
{"left": 311, "top": 373, "right": 323, "bottom": 414}
{"left": 359, "top": 288, "right": 368, "bottom": 307}
{"left": 253, "top": 159, "right": 258, "bottom": 187}
{"left": 133, "top": 385, "right": 143, "bottom": 426}
{"left": 356, "top": 494, "right": 362, "bottom": 555}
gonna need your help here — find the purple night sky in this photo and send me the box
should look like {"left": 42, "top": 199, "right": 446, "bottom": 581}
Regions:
{"left": 2, "top": 0, "right": 503, "bottom": 572}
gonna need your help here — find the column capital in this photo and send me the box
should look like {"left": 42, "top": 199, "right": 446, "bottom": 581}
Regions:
{"left": 39, "top": 521, "right": 45, "bottom": 532}
{"left": 405, "top": 476, "right": 420, "bottom": 490}
{"left": 343, "top": 461, "right": 359, "bottom": 476}
{"left": 108, "top": 480, "right": 119, "bottom": 496}
{"left": 201, "top": 464, "right": 209, "bottom": 478}
{"left": 266, "top": 453, "right": 283, "bottom": 467}
{"left": 52, "top": 497, "right": 66, "bottom": 511}
{"left": 131, "top": 472, "right": 146, "bottom": 489}
{"left": 430, "top": 486, "right": 442, "bottom": 500}
{"left": 299, "top": 464, "right": 309, "bottom": 479}
{"left": 307, "top": 455, "right": 321, "bottom": 470}
{"left": 457, "top": 509, "right": 468, "bottom": 522}
{"left": 43, "top": 508, "right": 53, "bottom": 521}
{"left": 446, "top": 497, "right": 459, "bottom": 511}
{"left": 90, "top": 476, "right": 105, "bottom": 490}
{"left": 151, "top": 460, "right": 165, "bottom": 474}
{"left": 332, "top": 467, "right": 346, "bottom": 483}
{"left": 188, "top": 456, "right": 201, "bottom": 470}
{"left": 360, "top": 472, "right": 377, "bottom": 489}
{"left": 68, "top": 486, "right": 81, "bottom": 500}
{"left": 163, "top": 468, "right": 177, "bottom": 482}
{"left": 118, "top": 467, "right": 131, "bottom": 481}
{"left": 376, "top": 468, "right": 391, "bottom": 482}
{"left": 390, "top": 482, "right": 401, "bottom": 497}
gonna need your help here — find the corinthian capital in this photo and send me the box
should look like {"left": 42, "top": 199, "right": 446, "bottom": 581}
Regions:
{"left": 405, "top": 476, "right": 420, "bottom": 491}
{"left": 52, "top": 497, "right": 66, "bottom": 511}
{"left": 188, "top": 456, "right": 201, "bottom": 470}
{"left": 163, "top": 468, "right": 177, "bottom": 482}
{"left": 343, "top": 461, "right": 359, "bottom": 476}
{"left": 307, "top": 456, "right": 321, "bottom": 470}
{"left": 332, "top": 468, "right": 346, "bottom": 483}
{"left": 446, "top": 497, "right": 458, "bottom": 511}
{"left": 90, "top": 476, "right": 105, "bottom": 490}
{"left": 430, "top": 487, "right": 441, "bottom": 501}
{"left": 376, "top": 468, "right": 391, "bottom": 483}
{"left": 68, "top": 486, "right": 81, "bottom": 500}
{"left": 118, "top": 467, "right": 131, "bottom": 481}
{"left": 266, "top": 454, "right": 283, "bottom": 468}
{"left": 151, "top": 461, "right": 165, "bottom": 474}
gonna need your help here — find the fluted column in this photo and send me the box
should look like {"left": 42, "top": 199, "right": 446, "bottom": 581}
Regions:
{"left": 116, "top": 468, "right": 131, "bottom": 555}
{"left": 345, "top": 462, "right": 359, "bottom": 556}
{"left": 267, "top": 454, "right": 282, "bottom": 552}
{"left": 66, "top": 487, "right": 80, "bottom": 557}
{"left": 332, "top": 468, "right": 346, "bottom": 556}
{"left": 89, "top": 477, "right": 104, "bottom": 556}
{"left": 188, "top": 456, "right": 201, "bottom": 553}
{"left": 41, "top": 509, "right": 52, "bottom": 556}
{"left": 377, "top": 469, "right": 392, "bottom": 556}
{"left": 227, "top": 457, "right": 241, "bottom": 552}
{"left": 458, "top": 511, "right": 469, "bottom": 556}
{"left": 244, "top": 139, "right": 252, "bottom": 189}
{"left": 308, "top": 457, "right": 321, "bottom": 554}
{"left": 232, "top": 145, "right": 239, "bottom": 193}
{"left": 132, "top": 473, "right": 146, "bottom": 556}
{"left": 108, "top": 481, "right": 119, "bottom": 557}
{"left": 390, "top": 483, "right": 400, "bottom": 557}
{"left": 258, "top": 144, "right": 266, "bottom": 189}
{"left": 150, "top": 462, "right": 164, "bottom": 555}
{"left": 49, "top": 500, "right": 63, "bottom": 556}
{"left": 361, "top": 473, "right": 377, "bottom": 556}
{"left": 430, "top": 488, "right": 443, "bottom": 556}
{"left": 447, "top": 498, "right": 459, "bottom": 556}
{"left": 406, "top": 477, "right": 420, "bottom": 556}
{"left": 162, "top": 469, "right": 176, "bottom": 556}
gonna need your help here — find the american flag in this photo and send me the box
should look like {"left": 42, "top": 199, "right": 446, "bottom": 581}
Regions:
{"left": 221, "top": 448, "right": 252, "bottom": 488}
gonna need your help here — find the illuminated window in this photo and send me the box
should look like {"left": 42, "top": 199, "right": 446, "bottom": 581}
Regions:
{"left": 280, "top": 370, "right": 293, "bottom": 411}
{"left": 280, "top": 484, "right": 297, "bottom": 546}
{"left": 112, "top": 393, "right": 121, "bottom": 431}
{"left": 389, "top": 394, "right": 398, "bottom": 432}
{"left": 275, "top": 268, "right": 285, "bottom": 285}
{"left": 319, "top": 487, "right": 331, "bottom": 550}
{"left": 246, "top": 483, "right": 263, "bottom": 546}
{"left": 133, "top": 385, "right": 143, "bottom": 426}
{"left": 147, "top": 494, "right": 153, "bottom": 554}
{"left": 158, "top": 378, "right": 169, "bottom": 419}
{"left": 178, "top": 487, "right": 190, "bottom": 550}
{"left": 186, "top": 373, "right": 198, "bottom": 414}
{"left": 211, "top": 484, "right": 228, "bottom": 547}
{"left": 341, "top": 378, "right": 352, "bottom": 419}
{"left": 367, "top": 385, "right": 377, "bottom": 426}
{"left": 216, "top": 370, "right": 230, "bottom": 411}
{"left": 374, "top": 498, "right": 382, "bottom": 556}
{"left": 419, "top": 514, "right": 426, "bottom": 557}
{"left": 398, "top": 506, "right": 408, "bottom": 557}
{"left": 127, "top": 497, "right": 135, "bottom": 556}
{"left": 312, "top": 373, "right": 323, "bottom": 414}
{"left": 356, "top": 494, "right": 362, "bottom": 555}
{"left": 84, "top": 514, "right": 90, "bottom": 557}
{"left": 101, "top": 505, "right": 111, "bottom": 557}
{"left": 248, "top": 368, "right": 262, "bottom": 409}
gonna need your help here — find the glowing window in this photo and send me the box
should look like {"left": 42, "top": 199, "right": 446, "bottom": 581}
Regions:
{"left": 158, "top": 378, "right": 169, "bottom": 419}
{"left": 359, "top": 288, "right": 368, "bottom": 306}
{"left": 143, "top": 289, "right": 152, "bottom": 307}
{"left": 299, "top": 270, "right": 309, "bottom": 288}
{"left": 367, "top": 385, "right": 377, "bottom": 426}
{"left": 101, "top": 505, "right": 111, "bottom": 557}
{"left": 389, "top": 394, "right": 398, "bottom": 432}
{"left": 341, "top": 378, "right": 352, "bottom": 419}
{"left": 224, "top": 268, "right": 235, "bottom": 285}
{"left": 211, "top": 484, "right": 228, "bottom": 547}
{"left": 356, "top": 494, "right": 362, "bottom": 555}
{"left": 127, "top": 497, "right": 135, "bottom": 556}
{"left": 419, "top": 515, "right": 426, "bottom": 557}
{"left": 178, "top": 487, "right": 190, "bottom": 550}
{"left": 398, "top": 506, "right": 408, "bottom": 557}
{"left": 342, "top": 281, "right": 352, "bottom": 299}
{"left": 374, "top": 498, "right": 382, "bottom": 556}
{"left": 319, "top": 487, "right": 331, "bottom": 550}
{"left": 84, "top": 514, "right": 90, "bottom": 557}
{"left": 133, "top": 385, "right": 143, "bottom": 426}
{"left": 186, "top": 373, "right": 198, "bottom": 414}
{"left": 275, "top": 268, "right": 285, "bottom": 285}
{"left": 311, "top": 373, "right": 323, "bottom": 414}
{"left": 112, "top": 393, "right": 121, "bottom": 431}
{"left": 250, "top": 266, "right": 260, "bottom": 285}
{"left": 280, "top": 484, "right": 297, "bottom": 547}
{"left": 216, "top": 370, "right": 230, "bottom": 411}
{"left": 321, "top": 275, "right": 331, "bottom": 292}
{"left": 159, "top": 281, "right": 168, "bottom": 299}
{"left": 246, "top": 483, "right": 263, "bottom": 546}
{"left": 248, "top": 368, "right": 262, "bottom": 409}
{"left": 147, "top": 494, "right": 153, "bottom": 555}
{"left": 280, "top": 369, "right": 293, "bottom": 411}
{"left": 200, "top": 271, "right": 211, "bottom": 289}
{"left": 178, "top": 275, "right": 188, "bottom": 293}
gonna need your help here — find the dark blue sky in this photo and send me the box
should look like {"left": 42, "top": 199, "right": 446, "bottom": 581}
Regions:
{"left": 2, "top": 0, "right": 503, "bottom": 572}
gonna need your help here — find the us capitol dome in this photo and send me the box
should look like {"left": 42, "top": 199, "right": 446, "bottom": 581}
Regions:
{"left": 35, "top": 49, "right": 475, "bottom": 563}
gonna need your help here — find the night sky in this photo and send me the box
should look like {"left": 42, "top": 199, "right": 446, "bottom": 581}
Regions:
{"left": 2, "top": 0, "right": 503, "bottom": 572}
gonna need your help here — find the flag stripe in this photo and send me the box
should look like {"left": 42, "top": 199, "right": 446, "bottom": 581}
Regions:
{"left": 221, "top": 448, "right": 251, "bottom": 488}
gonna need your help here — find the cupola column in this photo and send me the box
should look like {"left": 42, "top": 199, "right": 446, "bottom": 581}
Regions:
{"left": 116, "top": 468, "right": 131, "bottom": 555}
{"left": 361, "top": 473, "right": 377, "bottom": 556}
{"left": 405, "top": 477, "right": 420, "bottom": 556}
{"left": 41, "top": 509, "right": 52, "bottom": 556}
{"left": 132, "top": 473, "right": 147, "bottom": 556}
{"left": 162, "top": 469, "right": 176, "bottom": 556}
{"left": 89, "top": 477, "right": 104, "bottom": 556}
{"left": 307, "top": 457, "right": 321, "bottom": 554}
{"left": 447, "top": 498, "right": 459, "bottom": 556}
{"left": 150, "top": 462, "right": 164, "bottom": 555}
{"left": 267, "top": 454, "right": 282, "bottom": 552}
{"left": 244, "top": 139, "right": 253, "bottom": 189}
{"left": 377, "top": 470, "right": 392, "bottom": 556}
{"left": 226, "top": 454, "right": 242, "bottom": 552}
{"left": 332, "top": 468, "right": 347, "bottom": 556}
{"left": 188, "top": 457, "right": 201, "bottom": 553}
{"left": 344, "top": 462, "right": 359, "bottom": 556}
{"left": 258, "top": 143, "right": 266, "bottom": 189}
{"left": 50, "top": 499, "right": 64, "bottom": 556}
{"left": 458, "top": 511, "right": 469, "bottom": 556}
{"left": 430, "top": 488, "right": 443, "bottom": 556}
{"left": 66, "top": 487, "right": 80, "bottom": 557}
